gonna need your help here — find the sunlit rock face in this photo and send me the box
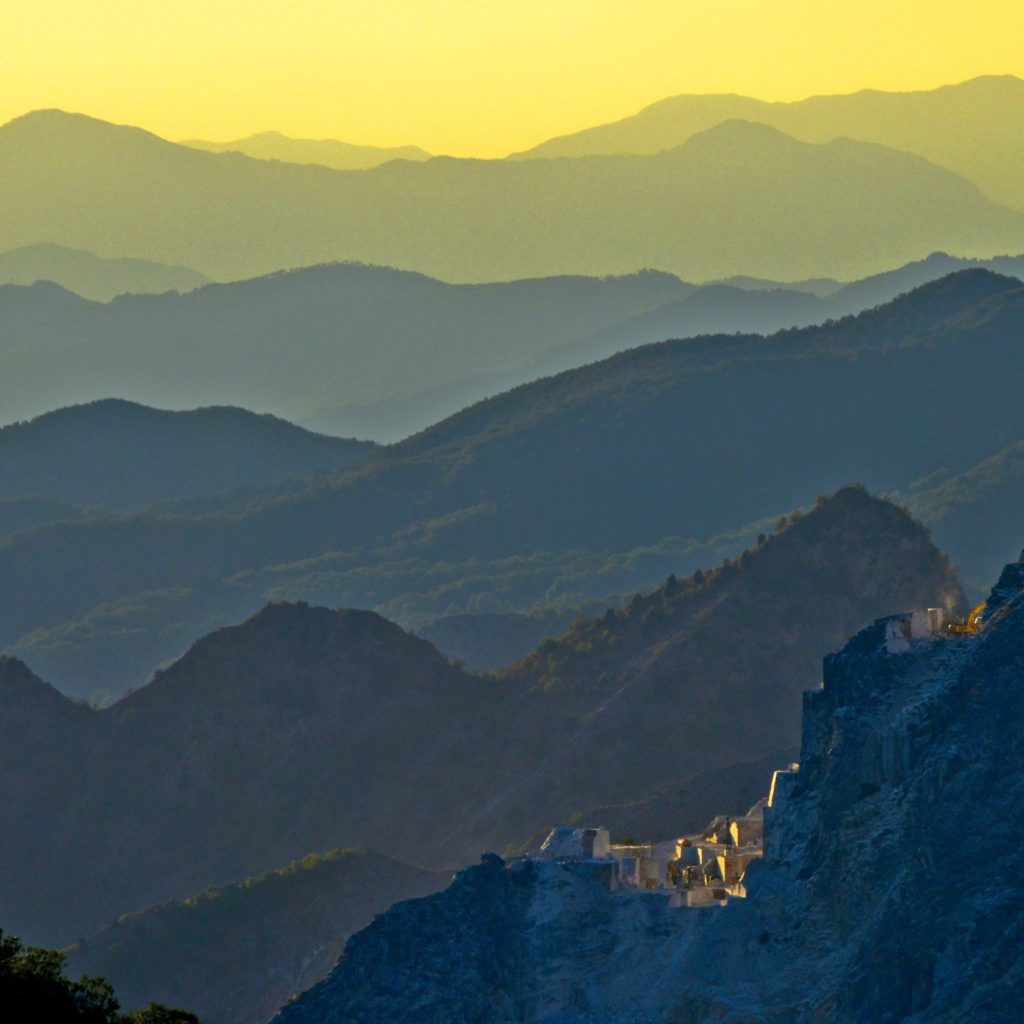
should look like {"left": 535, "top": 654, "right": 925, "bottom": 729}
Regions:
{"left": 271, "top": 555, "right": 1024, "bottom": 1024}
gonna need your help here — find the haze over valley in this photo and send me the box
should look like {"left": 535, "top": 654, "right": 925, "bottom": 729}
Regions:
{"left": 4, "top": 16, "right": 1024, "bottom": 1020}
{"left": 3, "top": 97, "right": 1024, "bottom": 287}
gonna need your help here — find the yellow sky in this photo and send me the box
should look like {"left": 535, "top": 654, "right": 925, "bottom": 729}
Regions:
{"left": 4, "top": 0, "right": 1022, "bottom": 157}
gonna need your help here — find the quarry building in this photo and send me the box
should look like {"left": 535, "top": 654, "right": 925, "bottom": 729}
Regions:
{"left": 523, "top": 779, "right": 790, "bottom": 909}
{"left": 523, "top": 596, "right": 995, "bottom": 910}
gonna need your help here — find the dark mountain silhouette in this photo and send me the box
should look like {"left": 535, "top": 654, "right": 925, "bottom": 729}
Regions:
{"left": 182, "top": 130, "right": 431, "bottom": 170}
{"left": 0, "top": 489, "right": 960, "bottom": 951}
{"left": 0, "top": 243, "right": 208, "bottom": 301}
{"left": 0, "top": 263, "right": 688, "bottom": 437}
{"left": 2, "top": 110, "right": 1022, "bottom": 284}
{"left": 0, "top": 271, "right": 1022, "bottom": 696}
{"left": 4, "top": 526, "right": 762, "bottom": 705}
{"left": 66, "top": 849, "right": 448, "bottom": 1024}
{"left": 472, "top": 490, "right": 962, "bottom": 839}
{"left": 0, "top": 399, "right": 376, "bottom": 512}
{"left": 0, "top": 931, "right": 198, "bottom": 1024}
{"left": 512, "top": 74, "right": 1024, "bottom": 210}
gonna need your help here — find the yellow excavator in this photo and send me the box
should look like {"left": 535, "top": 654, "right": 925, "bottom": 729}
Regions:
{"left": 947, "top": 602, "right": 986, "bottom": 635}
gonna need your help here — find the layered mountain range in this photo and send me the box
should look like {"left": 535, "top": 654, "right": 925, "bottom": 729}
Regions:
{"left": 3, "top": 69, "right": 1024, "bottom": 1024}
{"left": 0, "top": 263, "right": 689, "bottom": 435}
{"left": 2, "top": 101, "right": 1022, "bottom": 286}
{"left": 1, "top": 271, "right": 1022, "bottom": 697}
{"left": 513, "top": 74, "right": 1024, "bottom": 211}
{"left": 2, "top": 250, "right": 1023, "bottom": 440}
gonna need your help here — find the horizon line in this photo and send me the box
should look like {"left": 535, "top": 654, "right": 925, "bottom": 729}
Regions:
{"left": 2, "top": 72, "right": 1020, "bottom": 161}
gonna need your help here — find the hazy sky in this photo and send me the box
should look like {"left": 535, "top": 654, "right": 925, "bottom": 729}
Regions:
{"left": 5, "top": 0, "right": 1022, "bottom": 156}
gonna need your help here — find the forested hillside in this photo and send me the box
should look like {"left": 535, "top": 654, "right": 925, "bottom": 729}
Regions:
{"left": 0, "top": 272, "right": 1019, "bottom": 695}
{"left": 67, "top": 849, "right": 448, "bottom": 1024}
{"left": 0, "top": 399, "right": 375, "bottom": 511}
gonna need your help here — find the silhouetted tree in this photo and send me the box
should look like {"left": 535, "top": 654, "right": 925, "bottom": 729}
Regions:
{"left": 0, "top": 931, "right": 200, "bottom": 1023}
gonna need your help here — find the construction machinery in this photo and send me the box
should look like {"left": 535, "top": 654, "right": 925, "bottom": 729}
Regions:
{"left": 947, "top": 602, "right": 986, "bottom": 635}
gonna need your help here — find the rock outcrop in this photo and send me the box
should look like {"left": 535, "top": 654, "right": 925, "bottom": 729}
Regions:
{"left": 272, "top": 552, "right": 1024, "bottom": 1023}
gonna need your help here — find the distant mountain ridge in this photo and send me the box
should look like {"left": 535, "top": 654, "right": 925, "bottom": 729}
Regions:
{"left": 0, "top": 399, "right": 375, "bottom": 512}
{"left": 511, "top": 74, "right": 1024, "bottom": 210}
{"left": 182, "top": 130, "right": 431, "bottom": 170}
{"left": 0, "top": 263, "right": 689, "bottom": 437}
{"left": 2, "top": 109, "right": 1022, "bottom": 284}
{"left": 1, "top": 252, "right": 1023, "bottom": 441}
{"left": 0, "top": 243, "right": 208, "bottom": 301}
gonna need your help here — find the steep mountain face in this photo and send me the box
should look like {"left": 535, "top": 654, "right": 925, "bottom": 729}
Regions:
{"left": 0, "top": 490, "right": 961, "bottom": 949}
{"left": 182, "top": 131, "right": 431, "bottom": 170}
{"left": 0, "top": 262, "right": 688, "bottom": 436}
{"left": 0, "top": 399, "right": 376, "bottom": 511}
{"left": 66, "top": 849, "right": 448, "bottom": 1024}
{"left": 2, "top": 110, "right": 1022, "bottom": 284}
{"left": 0, "top": 243, "right": 208, "bottom": 301}
{"left": 273, "top": 555, "right": 1024, "bottom": 1024}
{"left": 513, "top": 74, "right": 1024, "bottom": 211}
{"left": 0, "top": 272, "right": 1020, "bottom": 694}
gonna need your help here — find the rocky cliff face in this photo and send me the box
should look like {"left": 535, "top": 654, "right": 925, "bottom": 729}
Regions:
{"left": 272, "top": 555, "right": 1024, "bottom": 1023}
